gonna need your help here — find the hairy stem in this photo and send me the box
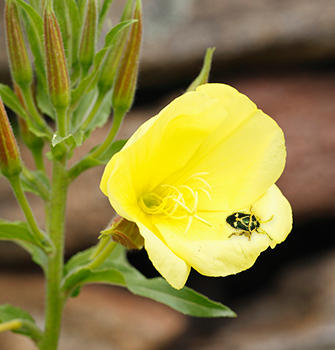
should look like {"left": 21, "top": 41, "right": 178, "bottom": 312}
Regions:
{"left": 8, "top": 175, "right": 51, "bottom": 252}
{"left": 39, "top": 159, "right": 68, "bottom": 350}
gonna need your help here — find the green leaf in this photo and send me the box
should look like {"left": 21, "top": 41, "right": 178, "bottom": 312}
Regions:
{"left": 62, "top": 245, "right": 126, "bottom": 292}
{"left": 0, "top": 304, "right": 42, "bottom": 343}
{"left": 0, "top": 84, "right": 30, "bottom": 120}
{"left": 187, "top": 47, "right": 216, "bottom": 92}
{"left": 126, "top": 276, "right": 235, "bottom": 318}
{"left": 68, "top": 0, "right": 81, "bottom": 72}
{"left": 67, "top": 139, "right": 127, "bottom": 180}
{"left": 73, "top": 89, "right": 114, "bottom": 140}
{"left": 95, "top": 139, "right": 127, "bottom": 163}
{"left": 71, "top": 89, "right": 97, "bottom": 130}
{"left": 99, "top": 0, "right": 114, "bottom": 32}
{"left": 20, "top": 170, "right": 50, "bottom": 200}
{"left": 62, "top": 245, "right": 235, "bottom": 317}
{"left": 0, "top": 220, "right": 38, "bottom": 246}
{"left": 0, "top": 84, "right": 50, "bottom": 138}
{"left": 0, "top": 220, "right": 48, "bottom": 271}
{"left": 16, "top": 0, "right": 43, "bottom": 35}
{"left": 51, "top": 132, "right": 84, "bottom": 150}
{"left": 17, "top": 0, "right": 46, "bottom": 88}
{"left": 17, "top": 241, "right": 47, "bottom": 271}
{"left": 35, "top": 84, "right": 55, "bottom": 119}
{"left": 54, "top": 0, "right": 72, "bottom": 65}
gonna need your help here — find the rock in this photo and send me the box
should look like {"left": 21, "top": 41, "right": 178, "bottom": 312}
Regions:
{"left": 186, "top": 251, "right": 335, "bottom": 350}
{"left": 1, "top": 0, "right": 335, "bottom": 83}
{"left": 0, "top": 274, "right": 186, "bottom": 350}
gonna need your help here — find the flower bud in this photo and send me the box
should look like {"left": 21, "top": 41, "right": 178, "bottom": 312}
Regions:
{"left": 5, "top": 0, "right": 33, "bottom": 87}
{"left": 97, "top": 0, "right": 135, "bottom": 94}
{"left": 0, "top": 99, "right": 22, "bottom": 178}
{"left": 79, "top": 0, "right": 98, "bottom": 74}
{"left": 112, "top": 0, "right": 142, "bottom": 114}
{"left": 100, "top": 216, "right": 144, "bottom": 250}
{"left": 14, "top": 84, "right": 44, "bottom": 150}
{"left": 44, "top": 7, "right": 70, "bottom": 109}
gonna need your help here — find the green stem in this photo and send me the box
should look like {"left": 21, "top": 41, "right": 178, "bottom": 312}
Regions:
{"left": 39, "top": 159, "right": 68, "bottom": 350}
{"left": 91, "top": 107, "right": 126, "bottom": 158}
{"left": 67, "top": 108, "right": 126, "bottom": 181}
{"left": 21, "top": 85, "right": 51, "bottom": 137}
{"left": 31, "top": 146, "right": 46, "bottom": 172}
{"left": 8, "top": 175, "right": 51, "bottom": 252}
{"left": 56, "top": 107, "right": 68, "bottom": 138}
{"left": 80, "top": 91, "right": 104, "bottom": 131}
{"left": 88, "top": 238, "right": 117, "bottom": 270}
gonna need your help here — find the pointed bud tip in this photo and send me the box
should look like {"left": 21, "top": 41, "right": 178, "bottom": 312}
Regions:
{"left": 0, "top": 99, "right": 22, "bottom": 177}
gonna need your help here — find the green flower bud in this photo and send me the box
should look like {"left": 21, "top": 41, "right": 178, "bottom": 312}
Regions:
{"left": 112, "top": 0, "right": 142, "bottom": 114}
{"left": 79, "top": 0, "right": 98, "bottom": 74}
{"left": 100, "top": 216, "right": 144, "bottom": 250}
{"left": 0, "top": 99, "right": 22, "bottom": 178}
{"left": 97, "top": 0, "right": 135, "bottom": 94}
{"left": 5, "top": 0, "right": 33, "bottom": 87}
{"left": 44, "top": 7, "right": 70, "bottom": 110}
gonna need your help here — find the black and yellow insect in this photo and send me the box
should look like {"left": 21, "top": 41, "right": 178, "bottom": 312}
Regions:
{"left": 226, "top": 212, "right": 273, "bottom": 240}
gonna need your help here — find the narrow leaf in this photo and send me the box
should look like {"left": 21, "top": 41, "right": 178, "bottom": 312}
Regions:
{"left": 0, "top": 304, "right": 42, "bottom": 342}
{"left": 0, "top": 220, "right": 37, "bottom": 245}
{"left": 0, "top": 84, "right": 49, "bottom": 138}
{"left": 0, "top": 219, "right": 47, "bottom": 271}
{"left": 99, "top": 0, "right": 114, "bottom": 32}
{"left": 20, "top": 170, "right": 50, "bottom": 200}
{"left": 126, "top": 276, "right": 235, "bottom": 318}
{"left": 187, "top": 47, "right": 216, "bottom": 92}
{"left": 62, "top": 245, "right": 235, "bottom": 317}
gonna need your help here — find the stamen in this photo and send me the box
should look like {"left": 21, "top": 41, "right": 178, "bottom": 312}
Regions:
{"left": 140, "top": 172, "right": 213, "bottom": 232}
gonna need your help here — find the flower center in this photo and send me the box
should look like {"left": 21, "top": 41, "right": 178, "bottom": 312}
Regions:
{"left": 139, "top": 172, "right": 212, "bottom": 232}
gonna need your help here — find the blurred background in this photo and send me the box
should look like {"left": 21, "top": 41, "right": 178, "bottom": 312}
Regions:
{"left": 1, "top": 0, "right": 335, "bottom": 349}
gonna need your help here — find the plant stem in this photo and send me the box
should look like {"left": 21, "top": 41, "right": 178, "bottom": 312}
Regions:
{"left": 8, "top": 175, "right": 51, "bottom": 251}
{"left": 91, "top": 107, "right": 126, "bottom": 158}
{"left": 32, "top": 146, "right": 45, "bottom": 172}
{"left": 80, "top": 91, "right": 104, "bottom": 131}
{"left": 56, "top": 107, "right": 68, "bottom": 138}
{"left": 21, "top": 85, "right": 51, "bottom": 136}
{"left": 67, "top": 108, "right": 126, "bottom": 181}
{"left": 88, "top": 239, "right": 117, "bottom": 270}
{"left": 39, "top": 159, "right": 68, "bottom": 350}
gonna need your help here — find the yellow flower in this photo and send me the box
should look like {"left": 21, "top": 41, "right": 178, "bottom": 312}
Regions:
{"left": 100, "top": 84, "right": 292, "bottom": 289}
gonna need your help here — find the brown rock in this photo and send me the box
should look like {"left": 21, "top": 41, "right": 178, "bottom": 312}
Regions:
{"left": 190, "top": 251, "right": 335, "bottom": 350}
{"left": 1, "top": 0, "right": 335, "bottom": 82}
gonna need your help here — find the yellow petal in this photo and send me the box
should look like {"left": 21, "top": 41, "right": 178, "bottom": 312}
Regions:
{"left": 138, "top": 223, "right": 190, "bottom": 289}
{"left": 153, "top": 184, "right": 291, "bottom": 277}
{"left": 101, "top": 84, "right": 259, "bottom": 218}
{"left": 252, "top": 184, "right": 292, "bottom": 248}
{"left": 179, "top": 109, "right": 286, "bottom": 211}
